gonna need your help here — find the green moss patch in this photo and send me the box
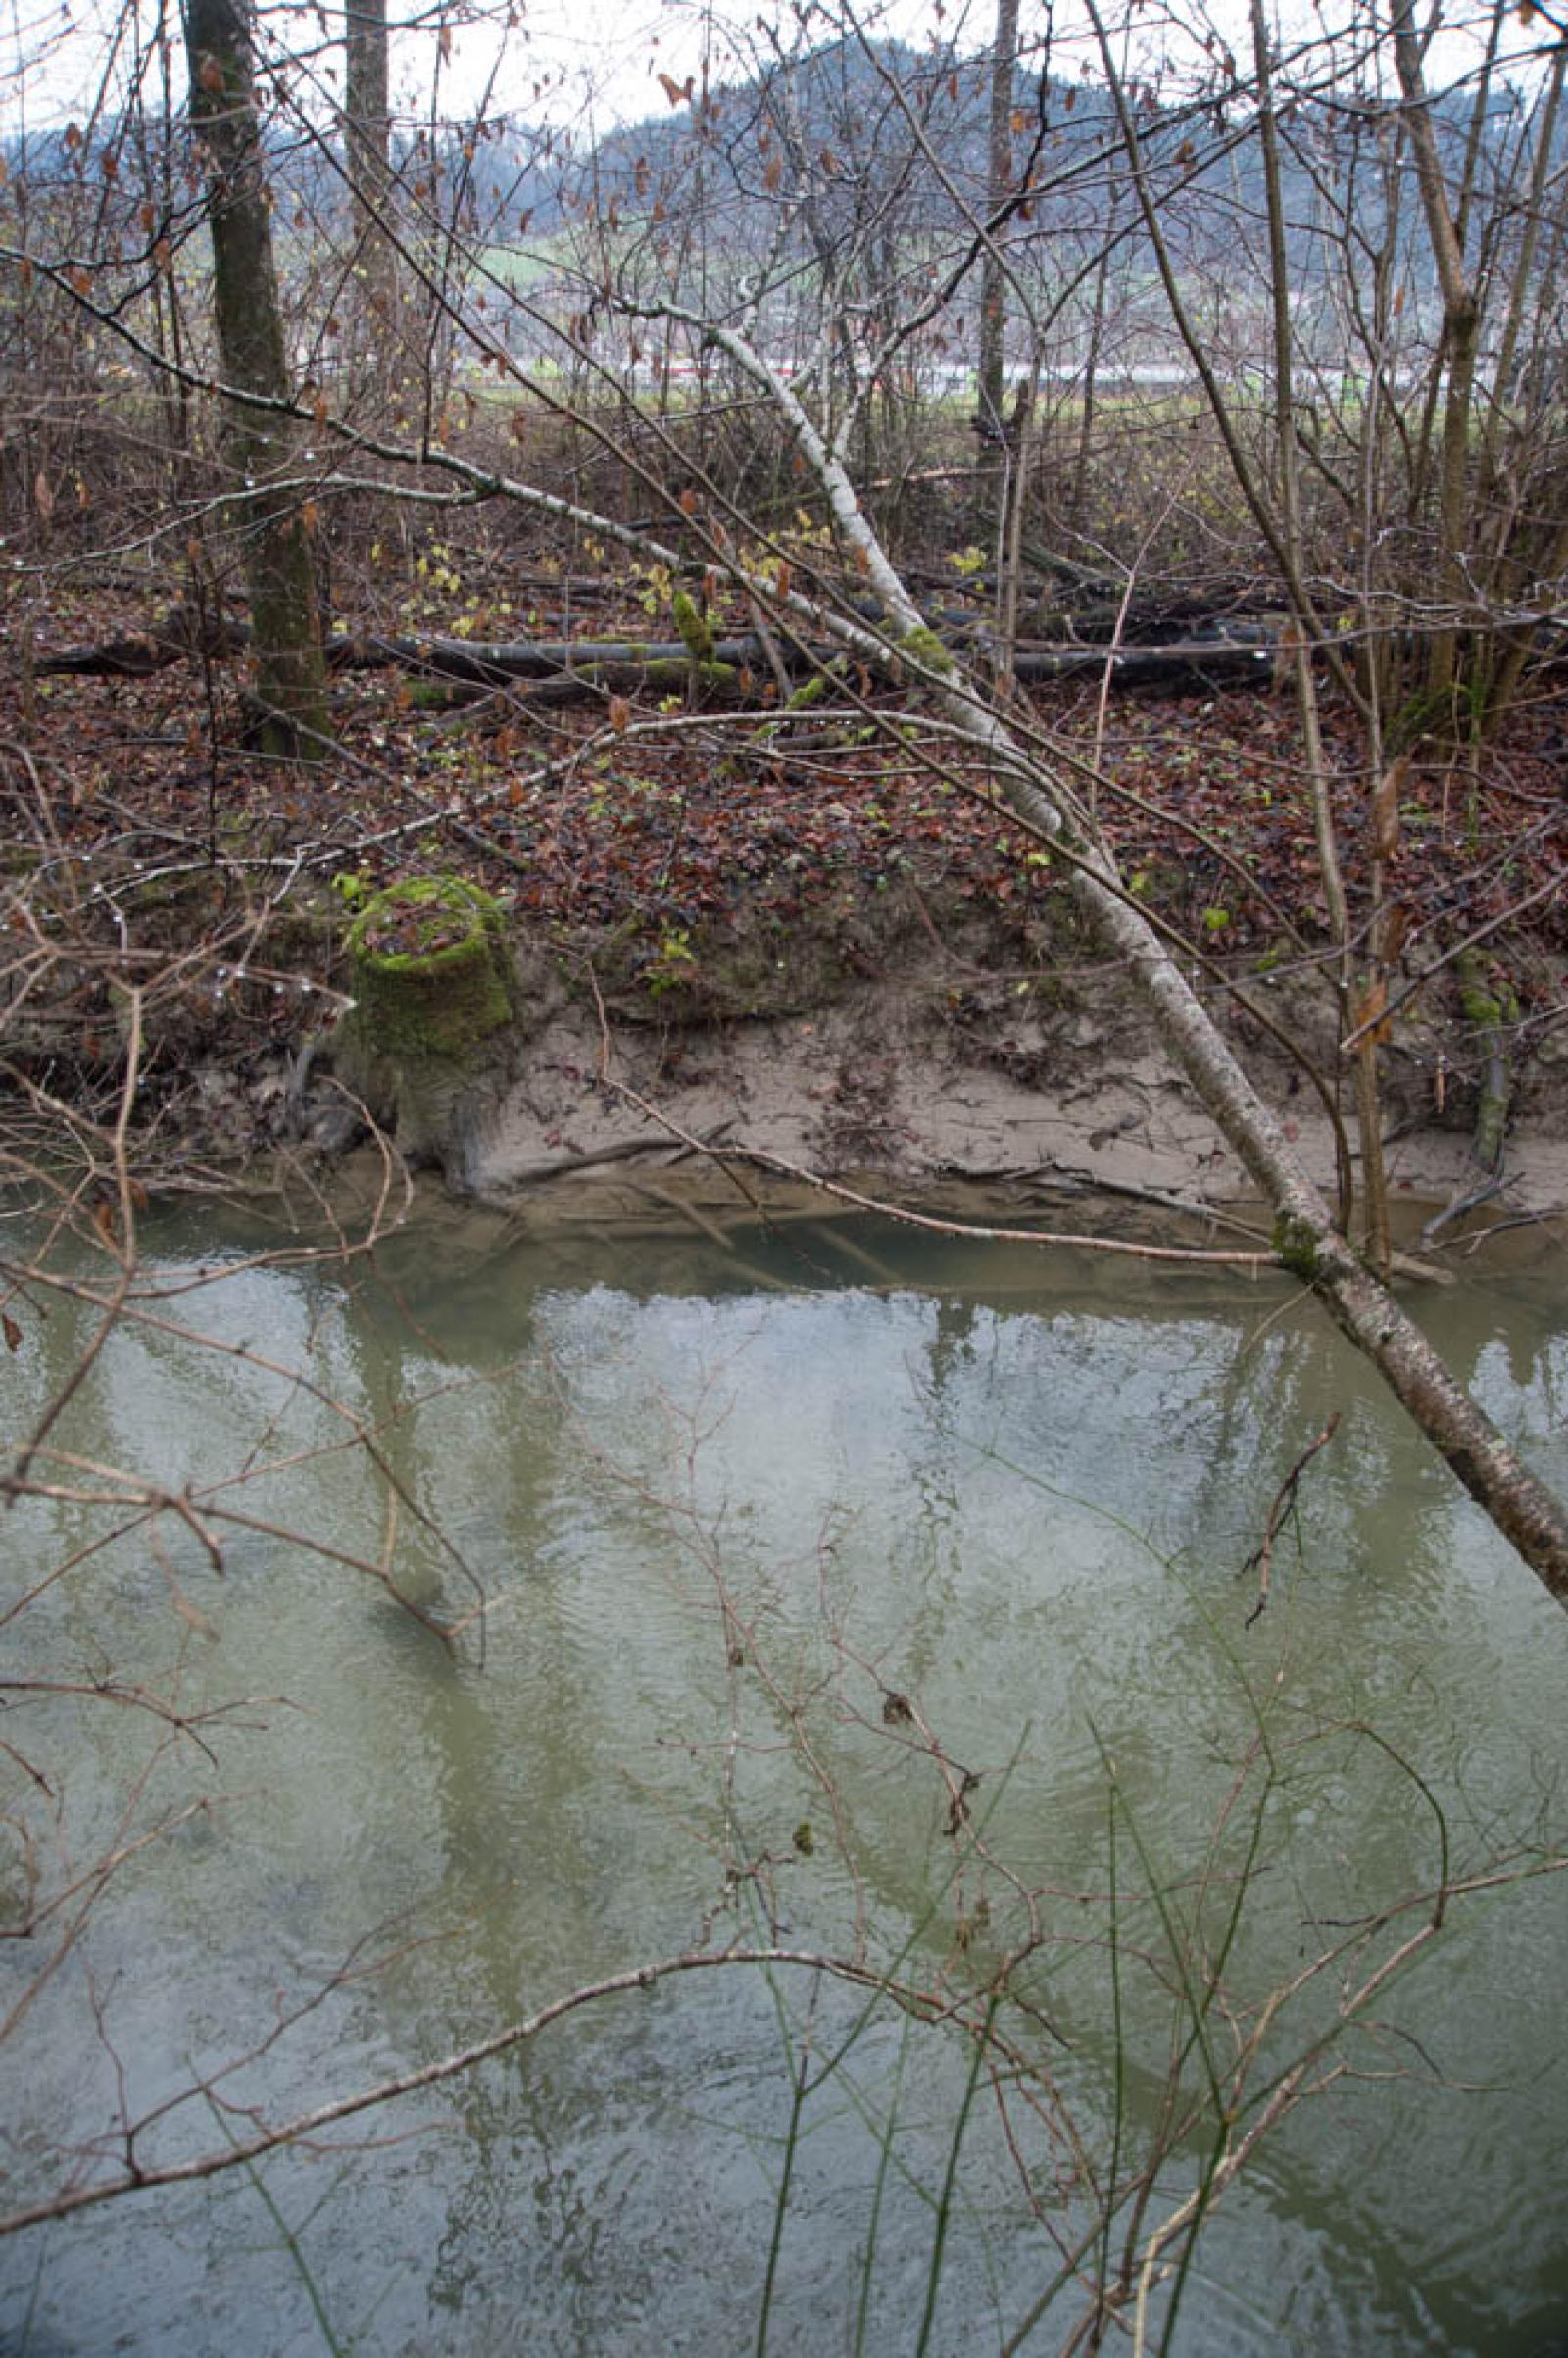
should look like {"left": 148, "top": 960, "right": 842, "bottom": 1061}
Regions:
{"left": 346, "top": 874, "right": 514, "bottom": 1060}
{"left": 1271, "top": 1210, "right": 1322, "bottom": 1282}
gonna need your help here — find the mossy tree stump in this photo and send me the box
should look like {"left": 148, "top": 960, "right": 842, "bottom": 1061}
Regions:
{"left": 338, "top": 874, "right": 520, "bottom": 1174}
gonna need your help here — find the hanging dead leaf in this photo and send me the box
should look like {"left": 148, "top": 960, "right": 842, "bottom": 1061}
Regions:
{"left": 763, "top": 154, "right": 782, "bottom": 191}
{"left": 2, "top": 1312, "right": 21, "bottom": 1353}
{"left": 1355, "top": 977, "right": 1391, "bottom": 1046}
{"left": 608, "top": 694, "right": 631, "bottom": 733}
{"left": 1370, "top": 754, "right": 1407, "bottom": 862}
{"left": 301, "top": 500, "right": 319, "bottom": 535}
{"left": 438, "top": 21, "right": 452, "bottom": 61}
{"left": 32, "top": 469, "right": 54, "bottom": 525}
{"left": 678, "top": 485, "right": 698, "bottom": 516}
{"left": 1376, "top": 900, "right": 1410, "bottom": 965}
{"left": 93, "top": 1199, "right": 117, "bottom": 1246}
{"left": 658, "top": 72, "right": 693, "bottom": 107}
{"left": 197, "top": 53, "right": 224, "bottom": 91}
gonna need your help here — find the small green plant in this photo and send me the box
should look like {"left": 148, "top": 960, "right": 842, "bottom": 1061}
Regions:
{"left": 646, "top": 925, "right": 698, "bottom": 995}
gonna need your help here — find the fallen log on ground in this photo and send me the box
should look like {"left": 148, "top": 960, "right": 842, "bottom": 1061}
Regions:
{"left": 36, "top": 614, "right": 1279, "bottom": 697}
{"left": 345, "top": 629, "right": 1275, "bottom": 697}
{"left": 33, "top": 605, "right": 248, "bottom": 676}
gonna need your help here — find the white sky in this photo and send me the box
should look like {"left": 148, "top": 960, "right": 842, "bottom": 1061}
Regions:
{"left": 3, "top": 0, "right": 1554, "bottom": 144}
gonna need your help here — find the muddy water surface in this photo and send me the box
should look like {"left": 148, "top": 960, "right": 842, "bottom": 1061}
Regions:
{"left": 3, "top": 1197, "right": 1566, "bottom": 2355}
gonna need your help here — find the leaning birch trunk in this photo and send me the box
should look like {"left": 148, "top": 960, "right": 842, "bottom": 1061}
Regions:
{"left": 694, "top": 320, "right": 1568, "bottom": 1610}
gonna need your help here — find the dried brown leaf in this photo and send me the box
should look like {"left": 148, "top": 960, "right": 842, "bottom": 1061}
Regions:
{"left": 1370, "top": 754, "right": 1408, "bottom": 863}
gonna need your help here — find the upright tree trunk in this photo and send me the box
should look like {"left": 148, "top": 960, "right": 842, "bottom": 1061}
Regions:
{"left": 977, "top": 0, "right": 1020, "bottom": 520}
{"left": 1251, "top": 0, "right": 1391, "bottom": 1273}
{"left": 184, "top": 0, "right": 329, "bottom": 758}
{"left": 1392, "top": 0, "right": 1481, "bottom": 728}
{"left": 343, "top": 0, "right": 397, "bottom": 379}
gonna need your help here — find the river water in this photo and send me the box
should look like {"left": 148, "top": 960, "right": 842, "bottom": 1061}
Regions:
{"left": 2, "top": 1191, "right": 1566, "bottom": 2355}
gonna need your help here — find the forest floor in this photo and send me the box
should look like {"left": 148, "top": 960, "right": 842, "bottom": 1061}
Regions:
{"left": 7, "top": 563, "right": 1568, "bottom": 1238}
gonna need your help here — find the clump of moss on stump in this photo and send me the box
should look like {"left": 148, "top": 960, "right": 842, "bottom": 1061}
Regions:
{"left": 345, "top": 875, "right": 514, "bottom": 1060}
{"left": 334, "top": 875, "right": 521, "bottom": 1178}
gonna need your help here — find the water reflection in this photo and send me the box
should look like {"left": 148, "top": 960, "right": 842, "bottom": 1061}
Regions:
{"left": 2, "top": 1199, "right": 1566, "bottom": 2354}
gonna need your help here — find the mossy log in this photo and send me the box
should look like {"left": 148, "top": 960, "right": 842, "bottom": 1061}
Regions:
{"left": 41, "top": 619, "right": 1279, "bottom": 699}
{"left": 346, "top": 875, "right": 512, "bottom": 1056}
{"left": 335, "top": 874, "right": 520, "bottom": 1175}
{"left": 1455, "top": 950, "right": 1519, "bottom": 1177}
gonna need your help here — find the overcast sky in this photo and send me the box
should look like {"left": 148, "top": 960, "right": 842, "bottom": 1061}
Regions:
{"left": 2, "top": 0, "right": 1551, "bottom": 146}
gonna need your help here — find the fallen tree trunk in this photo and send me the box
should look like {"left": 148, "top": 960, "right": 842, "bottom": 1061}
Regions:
{"left": 339, "top": 629, "right": 1272, "bottom": 695}
{"left": 328, "top": 630, "right": 776, "bottom": 684}
{"left": 38, "top": 615, "right": 1278, "bottom": 696}
{"left": 33, "top": 606, "right": 248, "bottom": 676}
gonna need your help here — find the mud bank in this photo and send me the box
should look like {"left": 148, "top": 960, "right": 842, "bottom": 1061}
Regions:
{"left": 12, "top": 880, "right": 1568, "bottom": 1234}
{"left": 316, "top": 926, "right": 1568, "bottom": 1231}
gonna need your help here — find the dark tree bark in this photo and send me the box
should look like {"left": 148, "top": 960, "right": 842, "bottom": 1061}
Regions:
{"left": 343, "top": 0, "right": 397, "bottom": 371}
{"left": 184, "top": 0, "right": 329, "bottom": 757}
